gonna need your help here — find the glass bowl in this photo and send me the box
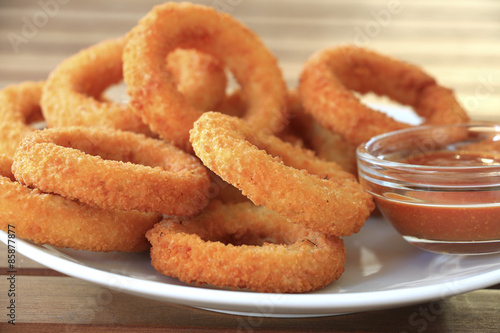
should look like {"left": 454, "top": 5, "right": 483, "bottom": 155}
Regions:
{"left": 356, "top": 123, "right": 500, "bottom": 255}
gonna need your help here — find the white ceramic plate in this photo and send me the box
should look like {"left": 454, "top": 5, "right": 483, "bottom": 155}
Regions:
{"left": 2, "top": 216, "right": 500, "bottom": 317}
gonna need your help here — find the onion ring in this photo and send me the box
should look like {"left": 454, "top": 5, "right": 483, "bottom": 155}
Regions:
{"left": 0, "top": 155, "right": 14, "bottom": 181}
{"left": 12, "top": 126, "right": 210, "bottom": 215}
{"left": 166, "top": 48, "right": 227, "bottom": 111}
{"left": 190, "top": 112, "right": 374, "bottom": 236}
{"left": 206, "top": 170, "right": 249, "bottom": 204}
{"left": 146, "top": 201, "right": 345, "bottom": 293}
{"left": 213, "top": 89, "right": 358, "bottom": 174}
{"left": 0, "top": 155, "right": 162, "bottom": 252}
{"left": 285, "top": 90, "right": 358, "bottom": 174}
{"left": 123, "top": 2, "right": 288, "bottom": 151}
{"left": 41, "top": 38, "right": 228, "bottom": 136}
{"left": 0, "top": 81, "right": 44, "bottom": 158}
{"left": 41, "top": 37, "right": 152, "bottom": 135}
{"left": 298, "top": 46, "right": 469, "bottom": 146}
{"left": 214, "top": 89, "right": 247, "bottom": 118}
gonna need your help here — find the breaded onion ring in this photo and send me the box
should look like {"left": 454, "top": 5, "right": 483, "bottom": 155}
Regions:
{"left": 299, "top": 46, "right": 469, "bottom": 146}
{"left": 214, "top": 89, "right": 247, "bottom": 118}
{"left": 214, "top": 89, "right": 358, "bottom": 174}
{"left": 0, "top": 155, "right": 162, "bottom": 252}
{"left": 41, "top": 38, "right": 151, "bottom": 135}
{"left": 123, "top": 2, "right": 288, "bottom": 151}
{"left": 0, "top": 81, "right": 44, "bottom": 158}
{"left": 207, "top": 170, "right": 249, "bottom": 204}
{"left": 166, "top": 48, "right": 227, "bottom": 111}
{"left": 12, "top": 127, "right": 210, "bottom": 215}
{"left": 41, "top": 38, "right": 227, "bottom": 136}
{"left": 286, "top": 90, "right": 358, "bottom": 174}
{"left": 146, "top": 201, "right": 345, "bottom": 293}
{"left": 190, "top": 112, "right": 374, "bottom": 236}
{"left": 308, "top": 125, "right": 358, "bottom": 175}
{"left": 0, "top": 155, "right": 14, "bottom": 181}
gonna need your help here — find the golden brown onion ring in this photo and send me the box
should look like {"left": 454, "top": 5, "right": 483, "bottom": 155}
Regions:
{"left": 0, "top": 81, "right": 44, "bottom": 158}
{"left": 190, "top": 112, "right": 374, "bottom": 236}
{"left": 166, "top": 48, "right": 227, "bottom": 111}
{"left": 41, "top": 38, "right": 228, "bottom": 136}
{"left": 299, "top": 46, "right": 469, "bottom": 146}
{"left": 123, "top": 2, "right": 288, "bottom": 151}
{"left": 214, "top": 89, "right": 358, "bottom": 174}
{"left": 146, "top": 201, "right": 345, "bottom": 293}
{"left": 206, "top": 170, "right": 249, "bottom": 204}
{"left": 0, "top": 155, "right": 14, "bottom": 181}
{"left": 12, "top": 127, "right": 210, "bottom": 215}
{"left": 41, "top": 38, "right": 151, "bottom": 135}
{"left": 285, "top": 90, "right": 358, "bottom": 174}
{"left": 213, "top": 89, "right": 247, "bottom": 118}
{"left": 0, "top": 155, "right": 161, "bottom": 252}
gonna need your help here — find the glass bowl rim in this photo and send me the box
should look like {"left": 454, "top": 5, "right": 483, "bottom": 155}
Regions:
{"left": 356, "top": 121, "right": 500, "bottom": 172}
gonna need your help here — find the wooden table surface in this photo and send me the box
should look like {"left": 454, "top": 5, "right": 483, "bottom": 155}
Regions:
{"left": 1, "top": 0, "right": 500, "bottom": 332}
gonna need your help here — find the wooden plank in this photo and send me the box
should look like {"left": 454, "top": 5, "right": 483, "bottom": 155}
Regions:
{"left": 0, "top": 267, "right": 65, "bottom": 276}
{"left": 0, "top": 242, "right": 47, "bottom": 270}
{"left": 0, "top": 324, "right": 229, "bottom": 333}
{"left": 0, "top": 275, "right": 498, "bottom": 331}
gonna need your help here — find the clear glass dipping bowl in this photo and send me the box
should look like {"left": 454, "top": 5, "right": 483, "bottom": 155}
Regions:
{"left": 356, "top": 123, "right": 500, "bottom": 255}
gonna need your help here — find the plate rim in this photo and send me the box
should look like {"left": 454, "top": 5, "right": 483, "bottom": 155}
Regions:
{"left": 2, "top": 229, "right": 500, "bottom": 316}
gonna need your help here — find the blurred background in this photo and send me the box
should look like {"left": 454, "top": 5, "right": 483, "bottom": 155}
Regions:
{"left": 1, "top": 0, "right": 499, "bottom": 120}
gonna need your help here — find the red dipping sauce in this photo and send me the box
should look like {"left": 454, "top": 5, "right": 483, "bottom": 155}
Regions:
{"left": 357, "top": 123, "right": 500, "bottom": 254}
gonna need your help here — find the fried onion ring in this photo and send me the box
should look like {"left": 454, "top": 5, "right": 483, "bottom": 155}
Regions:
{"left": 213, "top": 89, "right": 247, "bottom": 118}
{"left": 166, "top": 48, "right": 227, "bottom": 111}
{"left": 299, "top": 46, "right": 469, "bottom": 146}
{"left": 0, "top": 155, "right": 14, "bottom": 181}
{"left": 190, "top": 112, "right": 374, "bottom": 236}
{"left": 123, "top": 2, "right": 288, "bottom": 151}
{"left": 41, "top": 38, "right": 152, "bottom": 135}
{"left": 207, "top": 170, "right": 249, "bottom": 204}
{"left": 285, "top": 90, "right": 358, "bottom": 174}
{"left": 0, "top": 155, "right": 161, "bottom": 252}
{"left": 213, "top": 89, "right": 358, "bottom": 174}
{"left": 41, "top": 38, "right": 228, "bottom": 136}
{"left": 12, "top": 127, "right": 210, "bottom": 215}
{"left": 0, "top": 81, "right": 44, "bottom": 158}
{"left": 146, "top": 201, "right": 345, "bottom": 293}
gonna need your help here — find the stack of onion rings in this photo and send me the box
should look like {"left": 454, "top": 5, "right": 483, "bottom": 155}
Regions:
{"left": 190, "top": 111, "right": 374, "bottom": 236}
{"left": 123, "top": 2, "right": 288, "bottom": 151}
{"left": 0, "top": 155, "right": 162, "bottom": 252}
{"left": 0, "top": 2, "right": 474, "bottom": 293}
{"left": 12, "top": 126, "right": 210, "bottom": 215}
{"left": 299, "top": 45, "right": 469, "bottom": 146}
{"left": 146, "top": 201, "right": 345, "bottom": 293}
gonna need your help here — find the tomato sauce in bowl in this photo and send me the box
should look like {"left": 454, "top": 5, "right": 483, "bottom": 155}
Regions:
{"left": 357, "top": 123, "right": 500, "bottom": 254}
